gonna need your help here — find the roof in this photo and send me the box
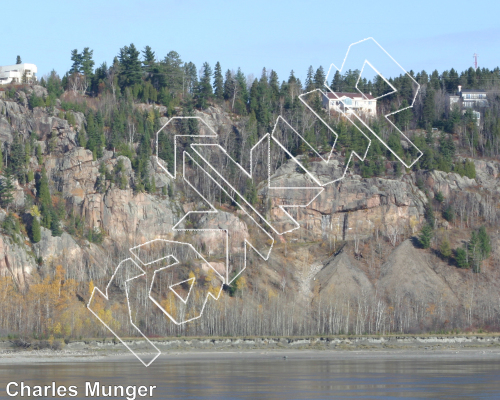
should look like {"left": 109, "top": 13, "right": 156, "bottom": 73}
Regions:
{"left": 325, "top": 92, "right": 375, "bottom": 100}
{"left": 460, "top": 89, "right": 486, "bottom": 93}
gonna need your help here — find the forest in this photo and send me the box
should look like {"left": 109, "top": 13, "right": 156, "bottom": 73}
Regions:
{"left": 1, "top": 44, "right": 500, "bottom": 344}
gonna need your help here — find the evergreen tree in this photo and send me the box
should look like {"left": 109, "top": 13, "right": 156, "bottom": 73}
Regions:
{"left": 395, "top": 99, "right": 412, "bottom": 131}
{"left": 313, "top": 66, "right": 326, "bottom": 89}
{"left": 9, "top": 134, "right": 25, "bottom": 182}
{"left": 0, "top": 170, "right": 14, "bottom": 210}
{"left": 213, "top": 61, "right": 224, "bottom": 100}
{"left": 419, "top": 224, "right": 433, "bottom": 249}
{"left": 463, "top": 159, "right": 476, "bottom": 179}
{"left": 197, "top": 62, "right": 213, "bottom": 108}
{"left": 442, "top": 204, "right": 454, "bottom": 222}
{"left": 30, "top": 216, "right": 41, "bottom": 243}
{"left": 469, "top": 231, "right": 481, "bottom": 272}
{"left": 478, "top": 226, "right": 491, "bottom": 260}
{"left": 423, "top": 89, "right": 435, "bottom": 126}
{"left": 223, "top": 69, "right": 235, "bottom": 101}
{"left": 81, "top": 47, "right": 95, "bottom": 77}
{"left": 142, "top": 45, "right": 156, "bottom": 72}
{"left": 305, "top": 66, "right": 314, "bottom": 92}
{"left": 424, "top": 203, "right": 435, "bottom": 226}
{"left": 16, "top": 56, "right": 21, "bottom": 65}
{"left": 440, "top": 237, "right": 452, "bottom": 259}
{"left": 331, "top": 70, "right": 343, "bottom": 92}
{"left": 37, "top": 167, "right": 51, "bottom": 210}
{"left": 50, "top": 209, "right": 62, "bottom": 237}
{"left": 118, "top": 43, "right": 142, "bottom": 88}
{"left": 455, "top": 247, "right": 468, "bottom": 268}
{"left": 70, "top": 49, "right": 83, "bottom": 74}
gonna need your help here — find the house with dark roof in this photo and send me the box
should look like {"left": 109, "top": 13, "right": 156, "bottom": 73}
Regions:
{"left": 448, "top": 85, "right": 487, "bottom": 126}
{"left": 322, "top": 91, "right": 377, "bottom": 117}
{"left": 449, "top": 85, "right": 488, "bottom": 110}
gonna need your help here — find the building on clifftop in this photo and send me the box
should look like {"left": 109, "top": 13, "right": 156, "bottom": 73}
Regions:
{"left": 0, "top": 63, "right": 37, "bottom": 85}
{"left": 322, "top": 91, "right": 377, "bottom": 117}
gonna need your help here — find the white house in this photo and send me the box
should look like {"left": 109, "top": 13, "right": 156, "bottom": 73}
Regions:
{"left": 449, "top": 85, "right": 488, "bottom": 110}
{"left": 448, "top": 85, "right": 487, "bottom": 127}
{"left": 322, "top": 92, "right": 377, "bottom": 117}
{"left": 0, "top": 63, "right": 37, "bottom": 85}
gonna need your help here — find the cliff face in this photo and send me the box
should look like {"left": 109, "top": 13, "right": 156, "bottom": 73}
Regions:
{"left": 1, "top": 89, "right": 500, "bottom": 328}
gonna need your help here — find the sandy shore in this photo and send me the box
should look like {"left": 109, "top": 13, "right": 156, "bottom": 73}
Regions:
{"left": 1, "top": 334, "right": 500, "bottom": 364}
{"left": 1, "top": 347, "right": 500, "bottom": 365}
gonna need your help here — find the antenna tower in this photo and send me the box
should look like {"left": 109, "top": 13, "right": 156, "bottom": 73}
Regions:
{"left": 473, "top": 53, "right": 478, "bottom": 71}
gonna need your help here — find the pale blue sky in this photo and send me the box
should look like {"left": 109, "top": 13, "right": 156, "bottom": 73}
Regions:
{"left": 2, "top": 0, "right": 499, "bottom": 83}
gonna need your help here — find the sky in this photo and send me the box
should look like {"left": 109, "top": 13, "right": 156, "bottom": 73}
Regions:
{"left": 2, "top": 0, "right": 500, "bottom": 84}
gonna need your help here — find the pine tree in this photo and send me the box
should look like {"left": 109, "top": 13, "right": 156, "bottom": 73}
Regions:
{"left": 440, "top": 238, "right": 451, "bottom": 259}
{"left": 16, "top": 55, "right": 21, "bottom": 64}
{"left": 419, "top": 224, "right": 433, "bottom": 249}
{"left": 197, "top": 62, "right": 213, "bottom": 109}
{"left": 469, "top": 231, "right": 481, "bottom": 272}
{"left": 31, "top": 216, "right": 41, "bottom": 243}
{"left": 50, "top": 209, "right": 62, "bottom": 237}
{"left": 455, "top": 247, "right": 468, "bottom": 268}
{"left": 464, "top": 159, "right": 476, "bottom": 179}
{"left": 9, "top": 134, "right": 25, "bottom": 182}
{"left": 0, "top": 171, "right": 14, "bottom": 210}
{"left": 213, "top": 62, "right": 224, "bottom": 100}
{"left": 142, "top": 45, "right": 156, "bottom": 72}
{"left": 118, "top": 43, "right": 142, "bottom": 88}
{"left": 478, "top": 226, "right": 491, "bottom": 260}
{"left": 305, "top": 66, "right": 314, "bottom": 92}
{"left": 313, "top": 66, "right": 326, "bottom": 89}
{"left": 223, "top": 69, "right": 235, "bottom": 101}
{"left": 70, "top": 49, "right": 82, "bottom": 74}
{"left": 423, "top": 89, "right": 435, "bottom": 126}
{"left": 80, "top": 47, "right": 94, "bottom": 79}
{"left": 424, "top": 203, "right": 435, "bottom": 226}
{"left": 37, "top": 167, "right": 51, "bottom": 209}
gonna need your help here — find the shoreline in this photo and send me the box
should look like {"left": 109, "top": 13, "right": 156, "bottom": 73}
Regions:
{"left": 1, "top": 334, "right": 500, "bottom": 364}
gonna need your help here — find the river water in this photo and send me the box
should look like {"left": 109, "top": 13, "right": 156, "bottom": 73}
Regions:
{"left": 1, "top": 350, "right": 499, "bottom": 399}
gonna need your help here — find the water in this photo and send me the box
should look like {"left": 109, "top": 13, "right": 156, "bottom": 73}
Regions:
{"left": 1, "top": 351, "right": 499, "bottom": 399}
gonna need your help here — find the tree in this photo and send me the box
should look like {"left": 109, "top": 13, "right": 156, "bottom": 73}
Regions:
{"left": 305, "top": 66, "right": 314, "bottom": 92}
{"left": 468, "top": 231, "right": 481, "bottom": 272}
{"left": 313, "top": 66, "right": 326, "bottom": 89}
{"left": 395, "top": 99, "right": 412, "bottom": 131}
{"left": 37, "top": 167, "right": 51, "bottom": 209}
{"left": 423, "top": 89, "right": 435, "bottom": 127}
{"left": 70, "top": 49, "right": 83, "bottom": 74}
{"left": 142, "top": 45, "right": 155, "bottom": 72}
{"left": 478, "top": 226, "right": 491, "bottom": 260}
{"left": 197, "top": 62, "right": 213, "bottom": 108}
{"left": 213, "top": 62, "right": 224, "bottom": 100}
{"left": 440, "top": 237, "right": 452, "bottom": 259}
{"left": 50, "top": 209, "right": 62, "bottom": 237}
{"left": 442, "top": 204, "right": 454, "bottom": 222}
{"left": 81, "top": 47, "right": 95, "bottom": 77}
{"left": 424, "top": 203, "right": 435, "bottom": 226}
{"left": 16, "top": 56, "right": 21, "bottom": 65}
{"left": 419, "top": 224, "right": 433, "bottom": 249}
{"left": 118, "top": 43, "right": 142, "bottom": 88}
{"left": 0, "top": 171, "right": 14, "bottom": 210}
{"left": 463, "top": 159, "right": 476, "bottom": 179}
{"left": 455, "top": 247, "right": 468, "bottom": 268}
{"left": 30, "top": 216, "right": 41, "bottom": 243}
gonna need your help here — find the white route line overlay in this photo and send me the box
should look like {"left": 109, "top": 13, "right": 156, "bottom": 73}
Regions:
{"left": 87, "top": 37, "right": 423, "bottom": 366}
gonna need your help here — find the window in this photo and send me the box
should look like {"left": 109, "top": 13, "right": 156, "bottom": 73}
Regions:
{"left": 343, "top": 98, "right": 352, "bottom": 105}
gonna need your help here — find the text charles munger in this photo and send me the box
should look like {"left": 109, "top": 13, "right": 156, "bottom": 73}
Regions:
{"left": 6, "top": 381, "right": 157, "bottom": 399}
